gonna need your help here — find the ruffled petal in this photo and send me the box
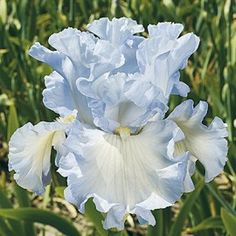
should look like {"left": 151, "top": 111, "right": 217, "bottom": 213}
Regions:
{"left": 168, "top": 100, "right": 228, "bottom": 183}
{"left": 148, "top": 22, "right": 184, "bottom": 39}
{"left": 8, "top": 121, "right": 66, "bottom": 195}
{"left": 48, "top": 28, "right": 96, "bottom": 68}
{"left": 58, "top": 120, "right": 188, "bottom": 229}
{"left": 88, "top": 18, "right": 144, "bottom": 74}
{"left": 137, "top": 24, "right": 199, "bottom": 98}
{"left": 43, "top": 71, "right": 76, "bottom": 116}
{"left": 77, "top": 73, "right": 167, "bottom": 132}
{"left": 91, "top": 39, "right": 125, "bottom": 77}
{"left": 49, "top": 28, "right": 125, "bottom": 78}
{"left": 87, "top": 17, "right": 144, "bottom": 45}
{"left": 29, "top": 42, "right": 78, "bottom": 80}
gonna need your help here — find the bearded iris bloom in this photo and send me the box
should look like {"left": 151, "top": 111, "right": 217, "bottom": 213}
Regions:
{"left": 8, "top": 18, "right": 228, "bottom": 229}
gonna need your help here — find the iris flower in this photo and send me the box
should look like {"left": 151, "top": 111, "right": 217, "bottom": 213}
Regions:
{"left": 8, "top": 18, "right": 228, "bottom": 229}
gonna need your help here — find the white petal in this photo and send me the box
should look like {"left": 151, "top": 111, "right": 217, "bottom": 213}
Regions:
{"left": 169, "top": 100, "right": 228, "bottom": 183}
{"left": 8, "top": 122, "right": 65, "bottom": 195}
{"left": 59, "top": 120, "right": 188, "bottom": 229}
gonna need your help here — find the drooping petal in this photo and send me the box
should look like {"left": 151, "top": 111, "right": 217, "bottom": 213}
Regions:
{"left": 58, "top": 120, "right": 188, "bottom": 229}
{"left": 168, "top": 100, "right": 228, "bottom": 183}
{"left": 43, "top": 71, "right": 94, "bottom": 125}
{"left": 77, "top": 73, "right": 167, "bottom": 132}
{"left": 48, "top": 28, "right": 96, "bottom": 68}
{"left": 28, "top": 42, "right": 77, "bottom": 80}
{"left": 8, "top": 121, "right": 66, "bottom": 195}
{"left": 43, "top": 71, "right": 76, "bottom": 116}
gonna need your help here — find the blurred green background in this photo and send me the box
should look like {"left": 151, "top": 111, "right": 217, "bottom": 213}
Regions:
{"left": 0, "top": 0, "right": 236, "bottom": 235}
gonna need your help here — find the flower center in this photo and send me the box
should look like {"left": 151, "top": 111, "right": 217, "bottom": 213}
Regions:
{"left": 57, "top": 113, "right": 77, "bottom": 124}
{"left": 115, "top": 127, "right": 131, "bottom": 140}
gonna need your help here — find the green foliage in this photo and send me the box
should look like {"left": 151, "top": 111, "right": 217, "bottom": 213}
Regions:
{"left": 0, "top": 208, "right": 80, "bottom": 236}
{"left": 221, "top": 208, "right": 236, "bottom": 236}
{"left": 85, "top": 199, "right": 108, "bottom": 236}
{"left": 0, "top": 0, "right": 235, "bottom": 235}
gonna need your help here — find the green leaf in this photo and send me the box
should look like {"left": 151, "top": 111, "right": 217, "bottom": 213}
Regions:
{"left": 168, "top": 179, "right": 205, "bottom": 236}
{"left": 206, "top": 183, "right": 235, "bottom": 215}
{"left": 0, "top": 218, "right": 14, "bottom": 236}
{"left": 14, "top": 185, "right": 36, "bottom": 236}
{"left": 147, "top": 209, "right": 163, "bottom": 236}
{"left": 221, "top": 208, "right": 236, "bottom": 236}
{"left": 7, "top": 103, "right": 19, "bottom": 141}
{"left": 0, "top": 208, "right": 81, "bottom": 236}
{"left": 0, "top": 189, "right": 25, "bottom": 236}
{"left": 0, "top": 0, "right": 7, "bottom": 23}
{"left": 187, "top": 216, "right": 224, "bottom": 233}
{"left": 85, "top": 199, "right": 108, "bottom": 236}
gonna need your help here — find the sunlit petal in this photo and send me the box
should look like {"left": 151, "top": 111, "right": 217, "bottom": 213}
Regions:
{"left": 8, "top": 121, "right": 66, "bottom": 195}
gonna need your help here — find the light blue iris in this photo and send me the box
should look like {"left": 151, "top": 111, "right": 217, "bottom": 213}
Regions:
{"left": 8, "top": 17, "right": 228, "bottom": 230}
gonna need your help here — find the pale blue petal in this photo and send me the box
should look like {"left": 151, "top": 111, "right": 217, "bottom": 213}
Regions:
{"left": 76, "top": 73, "right": 167, "bottom": 132}
{"left": 87, "top": 17, "right": 144, "bottom": 45}
{"left": 168, "top": 100, "right": 228, "bottom": 183}
{"left": 168, "top": 33, "right": 200, "bottom": 76}
{"left": 28, "top": 42, "right": 76, "bottom": 79}
{"left": 91, "top": 39, "right": 125, "bottom": 77}
{"left": 114, "top": 36, "right": 144, "bottom": 74}
{"left": 136, "top": 26, "right": 199, "bottom": 98}
{"left": 43, "top": 71, "right": 76, "bottom": 116}
{"left": 43, "top": 71, "right": 94, "bottom": 124}
{"left": 103, "top": 206, "right": 126, "bottom": 230}
{"left": 135, "top": 207, "right": 155, "bottom": 226}
{"left": 148, "top": 22, "right": 184, "bottom": 39}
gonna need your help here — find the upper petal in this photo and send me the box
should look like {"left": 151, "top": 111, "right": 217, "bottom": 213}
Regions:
{"left": 77, "top": 73, "right": 167, "bottom": 132}
{"left": 148, "top": 22, "right": 184, "bottom": 39}
{"left": 8, "top": 121, "right": 66, "bottom": 195}
{"left": 28, "top": 42, "right": 77, "bottom": 80}
{"left": 168, "top": 100, "right": 228, "bottom": 183}
{"left": 87, "top": 17, "right": 144, "bottom": 45}
{"left": 136, "top": 24, "right": 199, "bottom": 98}
{"left": 43, "top": 71, "right": 94, "bottom": 125}
{"left": 58, "top": 120, "right": 188, "bottom": 229}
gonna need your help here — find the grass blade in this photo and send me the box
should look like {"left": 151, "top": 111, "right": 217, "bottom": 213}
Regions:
{"left": 187, "top": 216, "right": 224, "bottom": 234}
{"left": 0, "top": 208, "right": 81, "bottom": 236}
{"left": 168, "top": 179, "right": 205, "bottom": 236}
{"left": 7, "top": 103, "right": 19, "bottom": 141}
{"left": 221, "top": 208, "right": 236, "bottom": 236}
{"left": 0, "top": 189, "right": 25, "bottom": 236}
{"left": 147, "top": 209, "right": 163, "bottom": 236}
{"left": 85, "top": 199, "right": 108, "bottom": 236}
{"left": 14, "top": 185, "right": 36, "bottom": 236}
